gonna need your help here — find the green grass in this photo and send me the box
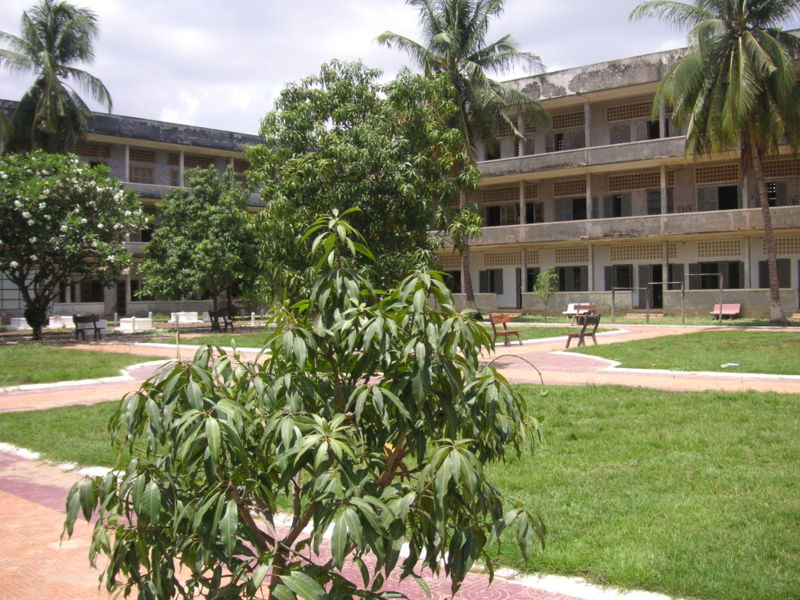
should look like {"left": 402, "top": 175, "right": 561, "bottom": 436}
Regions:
{"left": 0, "top": 345, "right": 151, "bottom": 386}
{"left": 489, "top": 385, "right": 800, "bottom": 600}
{"left": 149, "top": 331, "right": 271, "bottom": 347}
{"left": 2, "top": 385, "right": 797, "bottom": 599}
{"left": 485, "top": 325, "right": 612, "bottom": 341}
{"left": 574, "top": 329, "right": 800, "bottom": 374}
{"left": 0, "top": 401, "right": 126, "bottom": 467}
{"left": 513, "top": 313, "right": 800, "bottom": 327}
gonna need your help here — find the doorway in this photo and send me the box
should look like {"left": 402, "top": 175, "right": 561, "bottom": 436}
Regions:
{"left": 637, "top": 264, "right": 663, "bottom": 309}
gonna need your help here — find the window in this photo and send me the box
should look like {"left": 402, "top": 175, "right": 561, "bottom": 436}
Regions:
{"left": 688, "top": 262, "right": 744, "bottom": 289}
{"left": 646, "top": 189, "right": 674, "bottom": 215}
{"left": 609, "top": 122, "right": 630, "bottom": 144}
{"left": 557, "top": 266, "right": 588, "bottom": 291}
{"left": 129, "top": 166, "right": 155, "bottom": 184}
{"left": 604, "top": 265, "right": 633, "bottom": 290}
{"left": 546, "top": 129, "right": 585, "bottom": 152}
{"left": 443, "top": 270, "right": 462, "bottom": 294}
{"left": 766, "top": 181, "right": 788, "bottom": 207}
{"left": 80, "top": 279, "right": 105, "bottom": 302}
{"left": 697, "top": 185, "right": 739, "bottom": 211}
{"left": 525, "top": 202, "right": 544, "bottom": 224}
{"left": 526, "top": 267, "right": 540, "bottom": 292}
{"left": 555, "top": 198, "right": 586, "bottom": 222}
{"left": 602, "top": 194, "right": 632, "bottom": 218}
{"left": 1, "top": 272, "right": 24, "bottom": 310}
{"left": 483, "top": 204, "right": 519, "bottom": 227}
{"left": 484, "top": 139, "right": 500, "bottom": 160}
{"left": 479, "top": 269, "right": 504, "bottom": 294}
{"left": 758, "top": 259, "right": 791, "bottom": 288}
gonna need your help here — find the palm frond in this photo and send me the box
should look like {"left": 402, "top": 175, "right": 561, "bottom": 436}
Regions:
{"left": 63, "top": 66, "right": 113, "bottom": 111}
{"left": 630, "top": 0, "right": 713, "bottom": 26}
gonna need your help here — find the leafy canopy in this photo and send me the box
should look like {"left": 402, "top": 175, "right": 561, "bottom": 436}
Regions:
{"left": 0, "top": 150, "right": 144, "bottom": 337}
{"left": 65, "top": 210, "right": 545, "bottom": 600}
{"left": 0, "top": 0, "right": 112, "bottom": 152}
{"left": 247, "top": 60, "right": 479, "bottom": 303}
{"left": 139, "top": 166, "right": 258, "bottom": 312}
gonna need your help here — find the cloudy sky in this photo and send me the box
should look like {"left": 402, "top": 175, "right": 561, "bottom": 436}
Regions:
{"left": 1, "top": 0, "right": 798, "bottom": 135}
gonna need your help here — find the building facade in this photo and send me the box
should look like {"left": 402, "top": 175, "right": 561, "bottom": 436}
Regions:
{"left": 437, "top": 48, "right": 800, "bottom": 317}
{"left": 0, "top": 100, "right": 262, "bottom": 320}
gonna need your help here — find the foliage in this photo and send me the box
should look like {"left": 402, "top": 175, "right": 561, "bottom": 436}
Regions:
{"left": 65, "top": 212, "right": 544, "bottom": 600}
{"left": 0, "top": 150, "right": 144, "bottom": 339}
{"left": 378, "top": 0, "right": 549, "bottom": 305}
{"left": 0, "top": 0, "right": 112, "bottom": 153}
{"left": 631, "top": 0, "right": 800, "bottom": 323}
{"left": 139, "top": 167, "right": 258, "bottom": 314}
{"left": 247, "top": 60, "right": 478, "bottom": 304}
{"left": 532, "top": 267, "right": 559, "bottom": 322}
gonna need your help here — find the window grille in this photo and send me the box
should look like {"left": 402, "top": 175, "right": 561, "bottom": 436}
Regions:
{"left": 481, "top": 186, "right": 518, "bottom": 204}
{"left": 762, "top": 158, "right": 800, "bottom": 179}
{"left": 764, "top": 237, "right": 800, "bottom": 255}
{"left": 434, "top": 253, "right": 460, "bottom": 269}
{"left": 694, "top": 163, "right": 739, "bottom": 185}
{"left": 129, "top": 166, "right": 155, "bottom": 184}
{"left": 610, "top": 244, "right": 664, "bottom": 261}
{"left": 184, "top": 154, "right": 215, "bottom": 169}
{"left": 697, "top": 240, "right": 741, "bottom": 257}
{"left": 484, "top": 250, "right": 522, "bottom": 267}
{"left": 668, "top": 243, "right": 677, "bottom": 259}
{"left": 524, "top": 182, "right": 538, "bottom": 200}
{"left": 167, "top": 152, "right": 180, "bottom": 166}
{"left": 129, "top": 148, "right": 156, "bottom": 163}
{"left": 606, "top": 101, "right": 652, "bottom": 122}
{"left": 75, "top": 142, "right": 111, "bottom": 159}
{"left": 608, "top": 171, "right": 660, "bottom": 193}
{"left": 555, "top": 247, "right": 588, "bottom": 264}
{"left": 523, "top": 120, "right": 536, "bottom": 134}
{"left": 552, "top": 111, "right": 585, "bottom": 130}
{"left": 169, "top": 169, "right": 180, "bottom": 187}
{"left": 234, "top": 159, "right": 249, "bottom": 173}
{"left": 494, "top": 121, "right": 514, "bottom": 138}
{"left": 526, "top": 248, "right": 539, "bottom": 264}
{"left": 553, "top": 179, "right": 585, "bottom": 198}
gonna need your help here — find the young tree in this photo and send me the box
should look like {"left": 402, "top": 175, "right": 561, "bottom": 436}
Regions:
{"left": 532, "top": 266, "right": 559, "bottom": 322}
{"left": 0, "top": 0, "right": 112, "bottom": 153}
{"left": 247, "top": 61, "right": 478, "bottom": 303}
{"left": 65, "top": 211, "right": 545, "bottom": 600}
{"left": 631, "top": 0, "right": 800, "bottom": 323}
{"left": 139, "top": 167, "right": 258, "bottom": 314}
{"left": 438, "top": 202, "right": 482, "bottom": 312}
{"left": 0, "top": 151, "right": 144, "bottom": 339}
{"left": 379, "top": 0, "right": 548, "bottom": 306}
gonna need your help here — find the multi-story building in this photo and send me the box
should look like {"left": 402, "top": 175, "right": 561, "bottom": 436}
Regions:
{"left": 437, "top": 47, "right": 800, "bottom": 317}
{"left": 0, "top": 99, "right": 262, "bottom": 320}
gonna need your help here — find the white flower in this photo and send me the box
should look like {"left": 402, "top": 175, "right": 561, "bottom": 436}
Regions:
{"left": 27, "top": 219, "right": 34, "bottom": 226}
{"left": 38, "top": 202, "right": 46, "bottom": 209}
{"left": 113, "top": 223, "right": 120, "bottom": 229}
{"left": 1, "top": 172, "right": 7, "bottom": 179}
{"left": 60, "top": 225, "right": 68, "bottom": 232}
{"left": 41, "top": 189, "right": 49, "bottom": 197}
{"left": 30, "top": 254, "right": 37, "bottom": 261}
{"left": 29, "top": 236, "right": 37, "bottom": 243}
{"left": 14, "top": 200, "right": 22, "bottom": 208}
{"left": 91, "top": 240, "right": 97, "bottom": 247}
{"left": 80, "top": 218, "right": 87, "bottom": 224}
{"left": 22, "top": 211, "right": 30, "bottom": 218}
{"left": 107, "top": 255, "right": 115, "bottom": 262}
{"left": 9, "top": 260, "right": 18, "bottom": 268}
{"left": 97, "top": 223, "right": 104, "bottom": 229}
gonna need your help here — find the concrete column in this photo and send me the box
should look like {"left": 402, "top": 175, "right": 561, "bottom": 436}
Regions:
{"left": 519, "top": 181, "right": 526, "bottom": 224}
{"left": 584, "top": 102, "right": 591, "bottom": 147}
{"left": 521, "top": 247, "right": 528, "bottom": 293}
{"left": 659, "top": 99, "right": 667, "bottom": 138}
{"left": 662, "top": 242, "right": 669, "bottom": 286}
{"left": 588, "top": 243, "right": 595, "bottom": 291}
{"left": 179, "top": 151, "right": 185, "bottom": 187}
{"left": 125, "top": 272, "right": 132, "bottom": 311}
{"left": 586, "top": 174, "right": 593, "bottom": 220}
{"left": 744, "top": 237, "right": 752, "bottom": 288}
{"left": 123, "top": 144, "right": 130, "bottom": 182}
{"left": 517, "top": 114, "right": 525, "bottom": 156}
{"left": 660, "top": 165, "right": 668, "bottom": 214}
{"left": 65, "top": 281, "right": 72, "bottom": 303}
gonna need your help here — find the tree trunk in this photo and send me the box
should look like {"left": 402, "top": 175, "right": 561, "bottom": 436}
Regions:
{"left": 749, "top": 135, "right": 787, "bottom": 324}
{"left": 458, "top": 190, "right": 477, "bottom": 310}
{"left": 24, "top": 299, "right": 49, "bottom": 341}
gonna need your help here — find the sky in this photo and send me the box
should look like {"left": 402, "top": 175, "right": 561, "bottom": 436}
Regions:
{"left": 1, "top": 0, "right": 798, "bottom": 135}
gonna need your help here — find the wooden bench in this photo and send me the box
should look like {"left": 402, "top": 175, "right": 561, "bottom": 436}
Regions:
{"left": 563, "top": 303, "right": 596, "bottom": 324}
{"left": 710, "top": 303, "right": 742, "bottom": 319}
{"left": 73, "top": 314, "right": 103, "bottom": 341}
{"left": 565, "top": 314, "right": 601, "bottom": 348}
{"left": 489, "top": 313, "right": 522, "bottom": 346}
{"left": 209, "top": 310, "right": 235, "bottom": 333}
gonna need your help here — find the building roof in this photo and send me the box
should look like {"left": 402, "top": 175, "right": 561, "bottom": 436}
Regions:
{"left": 0, "top": 99, "right": 263, "bottom": 152}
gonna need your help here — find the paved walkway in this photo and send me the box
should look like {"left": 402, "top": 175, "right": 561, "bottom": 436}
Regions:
{"left": 1, "top": 324, "right": 797, "bottom": 599}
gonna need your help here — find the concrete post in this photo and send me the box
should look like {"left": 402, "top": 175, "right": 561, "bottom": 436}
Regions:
{"left": 179, "top": 151, "right": 185, "bottom": 187}
{"left": 584, "top": 102, "right": 591, "bottom": 147}
{"left": 585, "top": 174, "right": 593, "bottom": 220}
{"left": 744, "top": 237, "right": 752, "bottom": 288}
{"left": 123, "top": 144, "right": 130, "bottom": 182}
{"left": 588, "top": 243, "right": 595, "bottom": 292}
{"left": 659, "top": 99, "right": 667, "bottom": 138}
{"left": 251, "top": 312, "right": 255, "bottom": 327}
{"left": 660, "top": 166, "right": 668, "bottom": 214}
{"left": 132, "top": 316, "right": 137, "bottom": 334}
{"left": 125, "top": 272, "right": 132, "bottom": 315}
{"left": 519, "top": 181, "right": 526, "bottom": 225}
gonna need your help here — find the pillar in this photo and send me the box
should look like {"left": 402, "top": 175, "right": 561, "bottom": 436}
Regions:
{"left": 588, "top": 243, "right": 595, "bottom": 292}
{"left": 586, "top": 174, "right": 593, "bottom": 220}
{"left": 660, "top": 165, "right": 668, "bottom": 215}
{"left": 179, "top": 151, "right": 185, "bottom": 187}
{"left": 123, "top": 144, "right": 130, "bottom": 182}
{"left": 584, "top": 102, "right": 592, "bottom": 147}
{"left": 744, "top": 237, "right": 752, "bottom": 288}
{"left": 659, "top": 99, "right": 667, "bottom": 138}
{"left": 519, "top": 181, "right": 526, "bottom": 225}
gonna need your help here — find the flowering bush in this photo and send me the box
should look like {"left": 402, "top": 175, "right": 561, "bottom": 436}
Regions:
{"left": 0, "top": 151, "right": 146, "bottom": 338}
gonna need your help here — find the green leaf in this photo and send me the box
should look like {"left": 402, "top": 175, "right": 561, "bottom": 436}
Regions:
{"left": 206, "top": 417, "right": 221, "bottom": 463}
{"left": 281, "top": 571, "right": 326, "bottom": 600}
{"left": 220, "top": 499, "right": 239, "bottom": 556}
{"left": 331, "top": 514, "right": 347, "bottom": 569}
{"left": 77, "top": 477, "right": 96, "bottom": 521}
{"left": 140, "top": 481, "right": 162, "bottom": 520}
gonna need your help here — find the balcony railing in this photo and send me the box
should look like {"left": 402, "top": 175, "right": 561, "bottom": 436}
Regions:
{"left": 471, "top": 205, "right": 800, "bottom": 246}
{"left": 478, "top": 136, "right": 687, "bottom": 179}
{"left": 122, "top": 181, "right": 263, "bottom": 206}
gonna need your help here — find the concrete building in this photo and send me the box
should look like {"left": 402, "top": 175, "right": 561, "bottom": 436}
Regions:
{"left": 437, "top": 48, "right": 800, "bottom": 318}
{"left": 0, "top": 100, "right": 262, "bottom": 321}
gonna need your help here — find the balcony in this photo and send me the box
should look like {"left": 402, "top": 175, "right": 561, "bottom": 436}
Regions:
{"left": 478, "top": 136, "right": 687, "bottom": 180}
{"left": 122, "top": 181, "right": 263, "bottom": 206}
{"left": 472, "top": 206, "right": 800, "bottom": 247}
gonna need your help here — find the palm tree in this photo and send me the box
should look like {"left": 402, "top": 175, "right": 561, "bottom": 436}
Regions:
{"left": 631, "top": 0, "right": 800, "bottom": 323}
{"left": 0, "top": 0, "right": 112, "bottom": 153}
{"left": 378, "top": 0, "right": 547, "bottom": 307}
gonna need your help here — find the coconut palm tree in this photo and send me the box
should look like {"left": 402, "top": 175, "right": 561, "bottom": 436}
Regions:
{"left": 0, "top": 0, "right": 112, "bottom": 153}
{"left": 378, "top": 0, "right": 547, "bottom": 307}
{"left": 631, "top": 0, "right": 800, "bottom": 323}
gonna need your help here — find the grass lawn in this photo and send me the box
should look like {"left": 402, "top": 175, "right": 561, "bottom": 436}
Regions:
{"left": 0, "top": 345, "right": 150, "bottom": 386}
{"left": 514, "top": 313, "right": 800, "bottom": 327}
{"left": 1, "top": 385, "right": 797, "bottom": 599}
{"left": 485, "top": 325, "right": 612, "bottom": 341}
{"left": 148, "top": 331, "right": 272, "bottom": 347}
{"left": 574, "top": 329, "right": 800, "bottom": 375}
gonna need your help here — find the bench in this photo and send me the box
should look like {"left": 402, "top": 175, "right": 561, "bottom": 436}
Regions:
{"left": 209, "top": 310, "right": 234, "bottom": 333}
{"left": 73, "top": 314, "right": 103, "bottom": 341}
{"left": 710, "top": 303, "right": 741, "bottom": 319}
{"left": 565, "top": 314, "right": 601, "bottom": 348}
{"left": 562, "top": 303, "right": 596, "bottom": 324}
{"left": 489, "top": 313, "right": 522, "bottom": 346}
